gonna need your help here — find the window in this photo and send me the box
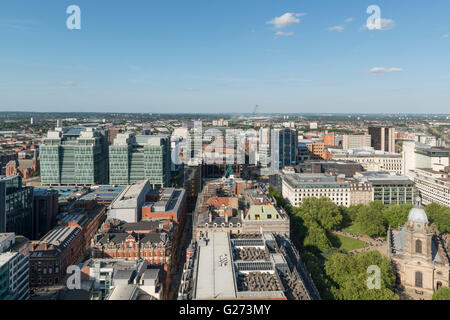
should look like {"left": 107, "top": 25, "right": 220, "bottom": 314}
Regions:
{"left": 436, "top": 281, "right": 442, "bottom": 291}
{"left": 415, "top": 271, "right": 423, "bottom": 288}
{"left": 415, "top": 240, "right": 422, "bottom": 254}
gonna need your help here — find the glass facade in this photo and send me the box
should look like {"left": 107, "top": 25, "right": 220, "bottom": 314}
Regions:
{"left": 40, "top": 128, "right": 109, "bottom": 185}
{"left": 278, "top": 129, "right": 298, "bottom": 169}
{"left": 0, "top": 175, "right": 33, "bottom": 239}
{"left": 109, "top": 134, "right": 171, "bottom": 188}
{"left": 372, "top": 184, "right": 416, "bottom": 205}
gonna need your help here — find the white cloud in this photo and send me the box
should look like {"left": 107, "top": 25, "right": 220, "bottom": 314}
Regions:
{"left": 364, "top": 18, "right": 396, "bottom": 31}
{"left": 369, "top": 67, "right": 403, "bottom": 74}
{"left": 57, "top": 81, "right": 78, "bottom": 87}
{"left": 328, "top": 25, "right": 344, "bottom": 32}
{"left": 380, "top": 18, "right": 396, "bottom": 30}
{"left": 441, "top": 34, "right": 449, "bottom": 39}
{"left": 267, "top": 13, "right": 305, "bottom": 29}
{"left": 275, "top": 31, "right": 294, "bottom": 36}
{"left": 345, "top": 17, "right": 353, "bottom": 23}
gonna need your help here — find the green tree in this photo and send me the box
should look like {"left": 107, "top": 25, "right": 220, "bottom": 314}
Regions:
{"left": 356, "top": 201, "right": 387, "bottom": 237}
{"left": 303, "top": 221, "right": 332, "bottom": 252}
{"left": 425, "top": 203, "right": 450, "bottom": 233}
{"left": 294, "top": 197, "right": 343, "bottom": 231}
{"left": 325, "top": 251, "right": 398, "bottom": 300}
{"left": 300, "top": 251, "right": 334, "bottom": 300}
{"left": 382, "top": 203, "right": 412, "bottom": 229}
{"left": 432, "top": 286, "right": 450, "bottom": 300}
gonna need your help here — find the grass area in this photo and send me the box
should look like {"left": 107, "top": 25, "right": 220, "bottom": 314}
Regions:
{"left": 334, "top": 235, "right": 369, "bottom": 251}
{"left": 341, "top": 223, "right": 366, "bottom": 236}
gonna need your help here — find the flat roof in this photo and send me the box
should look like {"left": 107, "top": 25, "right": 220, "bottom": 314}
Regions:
{"left": 283, "top": 173, "right": 349, "bottom": 188}
{"left": 0, "top": 252, "right": 17, "bottom": 267}
{"left": 107, "top": 285, "right": 138, "bottom": 300}
{"left": 195, "top": 232, "right": 236, "bottom": 299}
{"left": 110, "top": 181, "right": 149, "bottom": 209}
{"left": 81, "top": 185, "right": 126, "bottom": 201}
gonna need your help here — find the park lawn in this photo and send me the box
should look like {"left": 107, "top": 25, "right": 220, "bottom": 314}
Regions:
{"left": 335, "top": 235, "right": 369, "bottom": 251}
{"left": 341, "top": 223, "right": 366, "bottom": 236}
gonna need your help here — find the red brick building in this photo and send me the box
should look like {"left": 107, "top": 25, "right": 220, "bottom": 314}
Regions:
{"left": 58, "top": 201, "right": 107, "bottom": 249}
{"left": 29, "top": 226, "right": 84, "bottom": 287}
{"left": 91, "top": 230, "right": 172, "bottom": 271}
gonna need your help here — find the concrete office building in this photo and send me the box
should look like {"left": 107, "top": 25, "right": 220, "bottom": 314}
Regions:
{"left": 107, "top": 180, "right": 151, "bottom": 223}
{"left": 40, "top": 127, "right": 109, "bottom": 186}
{"left": 282, "top": 173, "right": 350, "bottom": 207}
{"left": 0, "top": 175, "right": 33, "bottom": 239}
{"left": 368, "top": 126, "right": 396, "bottom": 153}
{"left": 415, "top": 148, "right": 449, "bottom": 169}
{"left": 0, "top": 233, "right": 30, "bottom": 300}
{"left": 342, "top": 134, "right": 371, "bottom": 150}
{"left": 413, "top": 168, "right": 450, "bottom": 207}
{"left": 402, "top": 145, "right": 450, "bottom": 207}
{"left": 329, "top": 148, "right": 404, "bottom": 174}
{"left": 355, "top": 172, "right": 416, "bottom": 205}
{"left": 109, "top": 133, "right": 171, "bottom": 188}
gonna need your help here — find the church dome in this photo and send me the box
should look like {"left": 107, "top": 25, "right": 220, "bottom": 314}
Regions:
{"left": 407, "top": 197, "right": 428, "bottom": 223}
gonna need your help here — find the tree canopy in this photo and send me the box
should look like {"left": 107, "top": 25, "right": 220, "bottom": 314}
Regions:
{"left": 382, "top": 203, "right": 413, "bottom": 229}
{"left": 355, "top": 201, "right": 387, "bottom": 237}
{"left": 325, "top": 251, "right": 398, "bottom": 300}
{"left": 425, "top": 203, "right": 450, "bottom": 234}
{"left": 432, "top": 286, "right": 450, "bottom": 300}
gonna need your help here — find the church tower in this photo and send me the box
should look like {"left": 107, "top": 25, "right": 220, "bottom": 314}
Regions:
{"left": 404, "top": 197, "right": 433, "bottom": 261}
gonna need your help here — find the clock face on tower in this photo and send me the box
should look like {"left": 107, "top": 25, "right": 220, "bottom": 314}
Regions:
{"left": 417, "top": 224, "right": 421, "bottom": 228}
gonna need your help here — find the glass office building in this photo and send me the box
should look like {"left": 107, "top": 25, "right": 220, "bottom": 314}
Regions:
{"left": 278, "top": 128, "right": 298, "bottom": 169}
{"left": 109, "top": 133, "right": 171, "bottom": 188}
{"left": 0, "top": 176, "right": 33, "bottom": 239}
{"left": 40, "top": 127, "right": 109, "bottom": 186}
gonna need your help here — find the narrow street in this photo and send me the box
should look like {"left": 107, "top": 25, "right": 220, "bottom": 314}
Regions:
{"left": 167, "top": 211, "right": 193, "bottom": 300}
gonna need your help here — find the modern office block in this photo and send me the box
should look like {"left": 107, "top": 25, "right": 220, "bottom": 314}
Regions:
{"left": 342, "top": 134, "right": 371, "bottom": 150}
{"left": 368, "top": 126, "right": 395, "bottom": 153}
{"left": 109, "top": 133, "right": 171, "bottom": 188}
{"left": 0, "top": 233, "right": 30, "bottom": 300}
{"left": 277, "top": 129, "right": 298, "bottom": 169}
{"left": 0, "top": 176, "right": 33, "bottom": 239}
{"left": 40, "top": 127, "right": 109, "bottom": 186}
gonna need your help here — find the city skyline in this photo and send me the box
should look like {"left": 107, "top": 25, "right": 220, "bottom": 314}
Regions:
{"left": 1, "top": 0, "right": 450, "bottom": 113}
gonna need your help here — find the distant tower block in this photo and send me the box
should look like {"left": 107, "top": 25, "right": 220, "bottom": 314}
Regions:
{"left": 56, "top": 119, "right": 63, "bottom": 128}
{"left": 30, "top": 117, "right": 34, "bottom": 125}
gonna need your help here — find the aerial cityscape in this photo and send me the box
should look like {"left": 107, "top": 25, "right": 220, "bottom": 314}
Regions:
{"left": 0, "top": 0, "right": 449, "bottom": 308}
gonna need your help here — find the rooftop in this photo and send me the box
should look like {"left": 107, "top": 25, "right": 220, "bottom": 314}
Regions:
{"left": 110, "top": 180, "right": 149, "bottom": 209}
{"left": 195, "top": 232, "right": 237, "bottom": 299}
{"left": 283, "top": 173, "right": 349, "bottom": 188}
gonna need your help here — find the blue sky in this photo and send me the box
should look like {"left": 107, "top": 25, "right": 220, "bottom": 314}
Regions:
{"left": 0, "top": 0, "right": 449, "bottom": 114}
